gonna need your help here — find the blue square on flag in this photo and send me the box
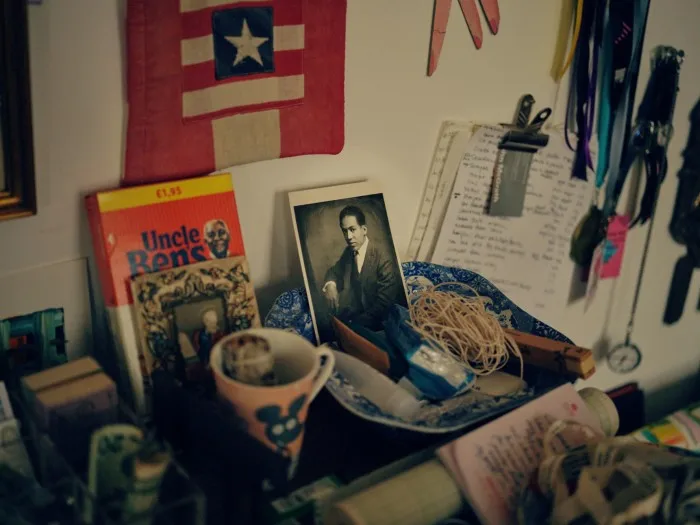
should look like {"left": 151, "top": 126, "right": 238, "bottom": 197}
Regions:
{"left": 212, "top": 7, "right": 274, "bottom": 80}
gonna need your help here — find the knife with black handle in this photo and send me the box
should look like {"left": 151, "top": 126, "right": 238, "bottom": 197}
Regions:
{"left": 664, "top": 98, "right": 700, "bottom": 324}
{"left": 664, "top": 245, "right": 699, "bottom": 324}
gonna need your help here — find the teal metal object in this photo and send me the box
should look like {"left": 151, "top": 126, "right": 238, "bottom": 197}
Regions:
{"left": 0, "top": 308, "right": 67, "bottom": 379}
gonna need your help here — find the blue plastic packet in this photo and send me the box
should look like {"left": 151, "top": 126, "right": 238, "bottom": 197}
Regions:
{"left": 383, "top": 305, "right": 475, "bottom": 400}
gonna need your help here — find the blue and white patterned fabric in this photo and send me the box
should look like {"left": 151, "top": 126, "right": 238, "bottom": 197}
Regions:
{"left": 265, "top": 262, "right": 572, "bottom": 434}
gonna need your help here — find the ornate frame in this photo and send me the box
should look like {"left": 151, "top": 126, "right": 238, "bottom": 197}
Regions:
{"left": 131, "top": 256, "right": 260, "bottom": 378}
{"left": 0, "top": 0, "right": 37, "bottom": 221}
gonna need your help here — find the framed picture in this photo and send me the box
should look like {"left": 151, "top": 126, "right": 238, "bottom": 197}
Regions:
{"left": 131, "top": 256, "right": 260, "bottom": 382}
{"left": 289, "top": 181, "right": 408, "bottom": 344}
{"left": 0, "top": 0, "right": 37, "bottom": 221}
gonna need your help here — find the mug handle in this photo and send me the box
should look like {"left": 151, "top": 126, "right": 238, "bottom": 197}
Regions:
{"left": 309, "top": 345, "right": 336, "bottom": 401}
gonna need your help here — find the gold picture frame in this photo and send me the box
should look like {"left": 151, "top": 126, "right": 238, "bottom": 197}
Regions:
{"left": 0, "top": 0, "right": 37, "bottom": 221}
{"left": 130, "top": 256, "right": 260, "bottom": 382}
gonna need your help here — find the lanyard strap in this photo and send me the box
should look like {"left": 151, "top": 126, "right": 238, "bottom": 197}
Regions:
{"left": 604, "top": 46, "right": 683, "bottom": 222}
{"left": 583, "top": 4, "right": 604, "bottom": 172}
{"left": 631, "top": 49, "right": 683, "bottom": 227}
{"left": 602, "top": 0, "right": 651, "bottom": 219}
{"left": 595, "top": 3, "right": 613, "bottom": 190}
{"left": 555, "top": 0, "right": 585, "bottom": 82}
{"left": 568, "top": 0, "right": 599, "bottom": 181}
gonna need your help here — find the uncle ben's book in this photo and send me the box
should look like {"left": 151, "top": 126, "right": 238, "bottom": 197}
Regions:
{"left": 86, "top": 173, "right": 246, "bottom": 413}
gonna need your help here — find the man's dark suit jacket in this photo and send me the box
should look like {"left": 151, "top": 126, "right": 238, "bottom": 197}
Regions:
{"left": 324, "top": 240, "right": 405, "bottom": 330}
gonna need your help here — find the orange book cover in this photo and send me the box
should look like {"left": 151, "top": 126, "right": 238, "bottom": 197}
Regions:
{"left": 85, "top": 173, "right": 246, "bottom": 412}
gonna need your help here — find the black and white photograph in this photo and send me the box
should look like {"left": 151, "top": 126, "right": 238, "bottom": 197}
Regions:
{"left": 173, "top": 298, "right": 228, "bottom": 368}
{"left": 290, "top": 182, "right": 408, "bottom": 344}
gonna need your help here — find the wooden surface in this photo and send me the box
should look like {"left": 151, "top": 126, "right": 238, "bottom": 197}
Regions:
{"left": 209, "top": 390, "right": 448, "bottom": 525}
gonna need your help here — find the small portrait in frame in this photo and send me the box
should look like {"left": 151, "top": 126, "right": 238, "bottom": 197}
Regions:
{"left": 131, "top": 256, "right": 260, "bottom": 383}
{"left": 173, "top": 298, "right": 228, "bottom": 368}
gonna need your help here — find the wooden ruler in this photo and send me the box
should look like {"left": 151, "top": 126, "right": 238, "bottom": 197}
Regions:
{"left": 406, "top": 121, "right": 475, "bottom": 261}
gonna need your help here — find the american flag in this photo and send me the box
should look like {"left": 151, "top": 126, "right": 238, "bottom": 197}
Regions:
{"left": 179, "top": 0, "right": 304, "bottom": 121}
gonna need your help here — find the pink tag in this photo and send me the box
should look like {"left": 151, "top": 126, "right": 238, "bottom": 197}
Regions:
{"left": 599, "top": 215, "right": 629, "bottom": 279}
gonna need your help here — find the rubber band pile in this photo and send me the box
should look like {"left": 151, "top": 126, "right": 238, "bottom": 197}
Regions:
{"left": 408, "top": 282, "right": 523, "bottom": 378}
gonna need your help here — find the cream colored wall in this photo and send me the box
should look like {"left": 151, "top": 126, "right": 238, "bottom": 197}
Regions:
{"left": 1, "top": 0, "right": 698, "bottom": 419}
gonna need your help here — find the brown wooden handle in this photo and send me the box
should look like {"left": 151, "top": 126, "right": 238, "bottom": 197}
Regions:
{"left": 505, "top": 329, "right": 596, "bottom": 379}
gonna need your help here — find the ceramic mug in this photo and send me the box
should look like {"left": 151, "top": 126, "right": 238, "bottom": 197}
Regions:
{"left": 209, "top": 328, "right": 335, "bottom": 468}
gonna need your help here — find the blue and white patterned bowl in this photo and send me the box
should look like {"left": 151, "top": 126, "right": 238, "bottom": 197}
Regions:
{"left": 265, "top": 262, "right": 572, "bottom": 434}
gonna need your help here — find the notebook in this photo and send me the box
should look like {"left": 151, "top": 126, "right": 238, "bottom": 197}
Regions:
{"left": 437, "top": 383, "right": 602, "bottom": 525}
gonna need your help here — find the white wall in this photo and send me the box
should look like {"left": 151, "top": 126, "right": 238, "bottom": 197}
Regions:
{"left": 1, "top": 0, "right": 698, "bottom": 420}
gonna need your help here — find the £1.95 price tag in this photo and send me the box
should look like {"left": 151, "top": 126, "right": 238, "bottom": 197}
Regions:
{"left": 155, "top": 186, "right": 182, "bottom": 199}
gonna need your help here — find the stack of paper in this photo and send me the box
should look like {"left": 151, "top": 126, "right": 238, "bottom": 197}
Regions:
{"left": 438, "top": 384, "right": 602, "bottom": 525}
{"left": 409, "top": 124, "right": 592, "bottom": 325}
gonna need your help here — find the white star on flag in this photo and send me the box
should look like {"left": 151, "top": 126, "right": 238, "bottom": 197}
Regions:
{"left": 225, "top": 19, "right": 269, "bottom": 66}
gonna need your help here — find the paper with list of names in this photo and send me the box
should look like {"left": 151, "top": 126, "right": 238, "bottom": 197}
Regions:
{"left": 431, "top": 126, "right": 591, "bottom": 323}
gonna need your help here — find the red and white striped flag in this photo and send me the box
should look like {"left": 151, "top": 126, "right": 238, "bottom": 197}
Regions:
{"left": 180, "top": 0, "right": 305, "bottom": 121}
{"left": 124, "top": 0, "right": 345, "bottom": 185}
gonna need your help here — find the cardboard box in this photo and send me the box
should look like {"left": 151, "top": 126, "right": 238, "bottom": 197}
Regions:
{"left": 22, "top": 357, "right": 118, "bottom": 469}
{"left": 22, "top": 357, "right": 116, "bottom": 428}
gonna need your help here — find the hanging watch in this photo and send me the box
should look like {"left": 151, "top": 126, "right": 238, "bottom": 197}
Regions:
{"left": 607, "top": 341, "right": 642, "bottom": 374}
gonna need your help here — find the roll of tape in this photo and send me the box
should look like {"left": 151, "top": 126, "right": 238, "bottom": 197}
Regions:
{"left": 324, "top": 460, "right": 462, "bottom": 525}
{"left": 578, "top": 387, "right": 620, "bottom": 437}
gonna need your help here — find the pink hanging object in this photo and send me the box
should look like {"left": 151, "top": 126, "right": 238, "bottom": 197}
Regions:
{"left": 429, "top": 0, "right": 452, "bottom": 76}
{"left": 457, "top": 0, "right": 483, "bottom": 49}
{"left": 479, "top": 0, "right": 500, "bottom": 34}
{"left": 428, "top": 0, "right": 501, "bottom": 75}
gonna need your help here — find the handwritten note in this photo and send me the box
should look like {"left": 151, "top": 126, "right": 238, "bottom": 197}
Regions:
{"left": 437, "top": 384, "right": 602, "bottom": 525}
{"left": 431, "top": 126, "right": 591, "bottom": 324}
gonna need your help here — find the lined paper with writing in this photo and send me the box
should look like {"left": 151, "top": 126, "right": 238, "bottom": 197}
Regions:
{"left": 431, "top": 126, "right": 591, "bottom": 324}
{"left": 437, "top": 384, "right": 602, "bottom": 525}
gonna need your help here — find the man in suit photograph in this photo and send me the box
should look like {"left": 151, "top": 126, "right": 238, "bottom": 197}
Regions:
{"left": 321, "top": 205, "right": 406, "bottom": 330}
